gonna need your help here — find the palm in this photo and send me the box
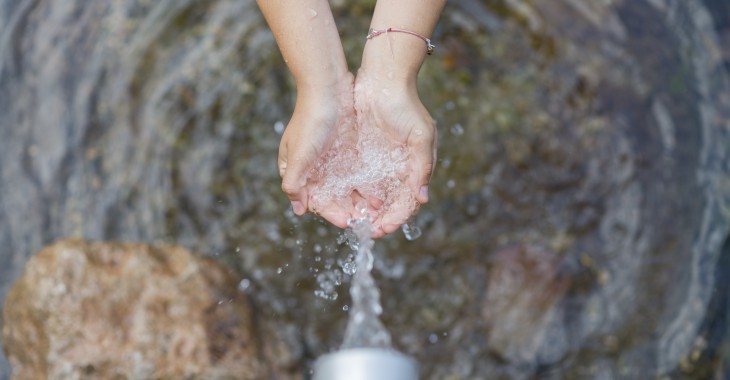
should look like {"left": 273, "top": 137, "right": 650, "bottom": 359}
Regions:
{"left": 350, "top": 71, "right": 436, "bottom": 237}
{"left": 281, "top": 71, "right": 435, "bottom": 238}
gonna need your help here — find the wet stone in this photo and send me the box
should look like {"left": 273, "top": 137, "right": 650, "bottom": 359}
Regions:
{"left": 482, "top": 245, "right": 570, "bottom": 365}
{"left": 2, "top": 240, "right": 299, "bottom": 380}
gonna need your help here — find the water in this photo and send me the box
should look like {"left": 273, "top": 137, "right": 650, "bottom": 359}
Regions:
{"left": 306, "top": 72, "right": 418, "bottom": 231}
{"left": 401, "top": 220, "right": 421, "bottom": 241}
{"left": 0, "top": 0, "right": 729, "bottom": 378}
{"left": 340, "top": 218, "right": 392, "bottom": 349}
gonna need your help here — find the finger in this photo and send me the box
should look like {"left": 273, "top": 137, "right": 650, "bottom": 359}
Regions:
{"left": 408, "top": 123, "right": 437, "bottom": 205}
{"left": 350, "top": 190, "right": 385, "bottom": 220}
{"left": 380, "top": 208, "right": 411, "bottom": 236}
{"left": 277, "top": 141, "right": 288, "bottom": 178}
{"left": 279, "top": 139, "right": 311, "bottom": 215}
{"left": 362, "top": 193, "right": 385, "bottom": 210}
{"left": 370, "top": 226, "right": 387, "bottom": 239}
{"left": 318, "top": 207, "right": 351, "bottom": 229}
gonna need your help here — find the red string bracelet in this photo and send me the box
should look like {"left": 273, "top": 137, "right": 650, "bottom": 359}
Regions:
{"left": 366, "top": 27, "right": 435, "bottom": 55}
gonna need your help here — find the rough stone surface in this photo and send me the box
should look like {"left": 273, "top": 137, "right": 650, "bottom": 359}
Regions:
{"left": 483, "top": 245, "right": 570, "bottom": 365}
{"left": 2, "top": 240, "right": 298, "bottom": 380}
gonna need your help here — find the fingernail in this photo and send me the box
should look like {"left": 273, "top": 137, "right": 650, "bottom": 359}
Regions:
{"left": 419, "top": 186, "right": 429, "bottom": 201}
{"left": 291, "top": 201, "right": 305, "bottom": 215}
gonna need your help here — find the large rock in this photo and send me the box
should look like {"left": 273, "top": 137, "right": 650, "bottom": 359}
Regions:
{"left": 2, "top": 240, "right": 298, "bottom": 380}
{"left": 483, "top": 245, "right": 570, "bottom": 365}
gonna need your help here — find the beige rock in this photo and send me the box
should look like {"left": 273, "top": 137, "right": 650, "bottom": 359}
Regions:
{"left": 2, "top": 240, "right": 298, "bottom": 380}
{"left": 483, "top": 245, "right": 570, "bottom": 364}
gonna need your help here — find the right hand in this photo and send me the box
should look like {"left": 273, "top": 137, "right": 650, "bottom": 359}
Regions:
{"left": 278, "top": 72, "right": 357, "bottom": 229}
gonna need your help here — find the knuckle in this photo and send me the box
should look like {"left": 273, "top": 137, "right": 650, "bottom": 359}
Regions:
{"left": 423, "top": 163, "right": 434, "bottom": 175}
{"left": 281, "top": 180, "right": 299, "bottom": 196}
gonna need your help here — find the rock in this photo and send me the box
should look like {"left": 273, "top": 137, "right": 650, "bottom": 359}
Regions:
{"left": 482, "top": 245, "right": 571, "bottom": 365}
{"left": 2, "top": 240, "right": 298, "bottom": 380}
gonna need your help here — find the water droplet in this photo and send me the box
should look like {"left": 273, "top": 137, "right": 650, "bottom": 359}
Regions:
{"left": 355, "top": 200, "right": 368, "bottom": 216}
{"left": 314, "top": 289, "right": 338, "bottom": 300}
{"left": 274, "top": 121, "right": 285, "bottom": 134}
{"left": 238, "top": 279, "right": 251, "bottom": 291}
{"left": 447, "top": 179, "right": 456, "bottom": 189}
{"left": 445, "top": 101, "right": 456, "bottom": 110}
{"left": 402, "top": 220, "right": 422, "bottom": 241}
{"left": 307, "top": 8, "right": 318, "bottom": 18}
{"left": 266, "top": 227, "right": 280, "bottom": 241}
{"left": 315, "top": 255, "right": 322, "bottom": 262}
{"left": 314, "top": 244, "right": 322, "bottom": 253}
{"left": 467, "top": 202, "right": 479, "bottom": 215}
{"left": 450, "top": 123, "right": 464, "bottom": 136}
{"left": 314, "top": 271, "right": 341, "bottom": 300}
{"left": 414, "top": 129, "right": 423, "bottom": 136}
{"left": 390, "top": 146, "right": 409, "bottom": 162}
{"left": 342, "top": 261, "right": 357, "bottom": 275}
{"left": 276, "top": 267, "right": 283, "bottom": 274}
{"left": 343, "top": 305, "right": 349, "bottom": 311}
{"left": 428, "top": 334, "right": 439, "bottom": 343}
{"left": 441, "top": 158, "right": 451, "bottom": 168}
{"left": 253, "top": 269, "right": 264, "bottom": 280}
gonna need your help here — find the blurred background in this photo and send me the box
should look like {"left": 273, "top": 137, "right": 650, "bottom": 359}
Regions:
{"left": 1, "top": 0, "right": 729, "bottom": 378}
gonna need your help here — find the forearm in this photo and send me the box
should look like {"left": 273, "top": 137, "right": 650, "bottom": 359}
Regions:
{"left": 256, "top": 0, "right": 349, "bottom": 93}
{"left": 362, "top": 0, "right": 446, "bottom": 84}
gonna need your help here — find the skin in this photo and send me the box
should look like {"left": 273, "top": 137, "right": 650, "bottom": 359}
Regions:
{"left": 257, "top": 0, "right": 446, "bottom": 238}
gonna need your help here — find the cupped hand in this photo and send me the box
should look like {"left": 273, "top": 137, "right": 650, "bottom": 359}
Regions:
{"left": 353, "top": 68, "right": 437, "bottom": 238}
{"left": 279, "top": 69, "right": 436, "bottom": 239}
{"left": 278, "top": 72, "right": 357, "bottom": 228}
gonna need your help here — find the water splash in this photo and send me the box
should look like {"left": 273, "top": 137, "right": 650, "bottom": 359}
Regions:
{"left": 401, "top": 219, "right": 422, "bottom": 241}
{"left": 341, "top": 218, "right": 392, "bottom": 349}
{"left": 450, "top": 123, "right": 464, "bottom": 136}
{"left": 306, "top": 74, "right": 418, "bottom": 226}
{"left": 314, "top": 270, "right": 342, "bottom": 301}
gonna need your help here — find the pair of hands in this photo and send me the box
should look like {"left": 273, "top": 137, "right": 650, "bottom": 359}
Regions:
{"left": 277, "top": 67, "right": 436, "bottom": 238}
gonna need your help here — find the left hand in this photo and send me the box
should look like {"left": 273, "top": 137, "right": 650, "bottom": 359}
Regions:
{"left": 351, "top": 68, "right": 437, "bottom": 238}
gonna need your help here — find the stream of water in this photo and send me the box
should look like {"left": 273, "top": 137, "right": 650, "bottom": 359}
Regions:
{"left": 340, "top": 218, "right": 392, "bottom": 349}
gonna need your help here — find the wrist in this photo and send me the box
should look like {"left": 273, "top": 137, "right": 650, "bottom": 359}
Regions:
{"left": 297, "top": 70, "right": 354, "bottom": 101}
{"left": 294, "top": 64, "right": 352, "bottom": 96}
{"left": 360, "top": 29, "right": 428, "bottom": 88}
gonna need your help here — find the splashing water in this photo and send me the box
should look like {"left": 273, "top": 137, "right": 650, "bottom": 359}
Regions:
{"left": 306, "top": 76, "right": 418, "bottom": 227}
{"left": 314, "top": 270, "right": 342, "bottom": 301}
{"left": 401, "top": 219, "right": 422, "bottom": 241}
{"left": 341, "top": 218, "right": 392, "bottom": 349}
